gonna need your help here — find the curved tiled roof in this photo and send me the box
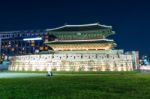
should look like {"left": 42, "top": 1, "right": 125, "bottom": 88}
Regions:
{"left": 46, "top": 39, "right": 114, "bottom": 44}
{"left": 46, "top": 23, "right": 112, "bottom": 32}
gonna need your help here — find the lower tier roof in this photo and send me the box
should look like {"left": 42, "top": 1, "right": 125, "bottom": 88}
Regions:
{"left": 45, "top": 39, "right": 114, "bottom": 44}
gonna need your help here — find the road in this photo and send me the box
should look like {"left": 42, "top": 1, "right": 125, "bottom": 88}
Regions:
{"left": 0, "top": 72, "right": 46, "bottom": 78}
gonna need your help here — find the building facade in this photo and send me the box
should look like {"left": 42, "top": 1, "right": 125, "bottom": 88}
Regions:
{"left": 0, "top": 23, "right": 139, "bottom": 71}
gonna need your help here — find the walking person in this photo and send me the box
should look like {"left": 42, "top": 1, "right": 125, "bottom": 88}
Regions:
{"left": 47, "top": 64, "right": 53, "bottom": 77}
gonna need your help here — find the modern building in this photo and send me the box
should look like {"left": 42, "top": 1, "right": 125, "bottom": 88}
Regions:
{"left": 0, "top": 23, "right": 139, "bottom": 71}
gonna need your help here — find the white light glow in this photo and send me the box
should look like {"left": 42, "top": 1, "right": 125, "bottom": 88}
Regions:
{"left": 23, "top": 37, "right": 42, "bottom": 41}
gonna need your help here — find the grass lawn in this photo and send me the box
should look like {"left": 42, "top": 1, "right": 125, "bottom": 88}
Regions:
{"left": 0, "top": 72, "right": 150, "bottom": 99}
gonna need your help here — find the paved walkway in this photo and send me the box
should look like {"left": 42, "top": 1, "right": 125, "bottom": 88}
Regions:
{"left": 0, "top": 72, "right": 46, "bottom": 78}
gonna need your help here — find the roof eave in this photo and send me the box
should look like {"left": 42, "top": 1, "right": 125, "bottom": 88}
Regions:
{"left": 46, "top": 23, "right": 112, "bottom": 32}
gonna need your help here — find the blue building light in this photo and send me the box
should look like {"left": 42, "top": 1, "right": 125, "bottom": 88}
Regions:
{"left": 23, "top": 37, "right": 42, "bottom": 41}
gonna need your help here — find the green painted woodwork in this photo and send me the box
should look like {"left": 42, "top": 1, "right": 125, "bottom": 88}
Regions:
{"left": 46, "top": 41, "right": 114, "bottom": 44}
{"left": 47, "top": 29, "right": 114, "bottom": 40}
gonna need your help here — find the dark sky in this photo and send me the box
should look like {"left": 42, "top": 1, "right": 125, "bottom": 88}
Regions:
{"left": 0, "top": 0, "right": 150, "bottom": 56}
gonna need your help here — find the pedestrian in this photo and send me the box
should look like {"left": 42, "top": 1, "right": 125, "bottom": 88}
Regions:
{"left": 47, "top": 71, "right": 53, "bottom": 76}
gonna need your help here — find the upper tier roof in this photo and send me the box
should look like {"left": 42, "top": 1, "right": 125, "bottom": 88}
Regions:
{"left": 46, "top": 23, "right": 112, "bottom": 32}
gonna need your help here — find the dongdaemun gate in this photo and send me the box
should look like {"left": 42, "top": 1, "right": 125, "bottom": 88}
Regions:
{"left": 8, "top": 23, "right": 139, "bottom": 71}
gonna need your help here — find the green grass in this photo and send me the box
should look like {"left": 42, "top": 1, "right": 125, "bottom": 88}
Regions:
{"left": 0, "top": 72, "right": 150, "bottom": 99}
{"left": 8, "top": 70, "right": 139, "bottom": 74}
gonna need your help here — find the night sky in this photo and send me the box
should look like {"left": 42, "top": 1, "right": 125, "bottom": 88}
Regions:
{"left": 0, "top": 0, "right": 150, "bottom": 56}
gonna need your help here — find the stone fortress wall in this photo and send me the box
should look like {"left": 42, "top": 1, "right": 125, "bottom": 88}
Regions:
{"left": 9, "top": 50, "right": 137, "bottom": 71}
